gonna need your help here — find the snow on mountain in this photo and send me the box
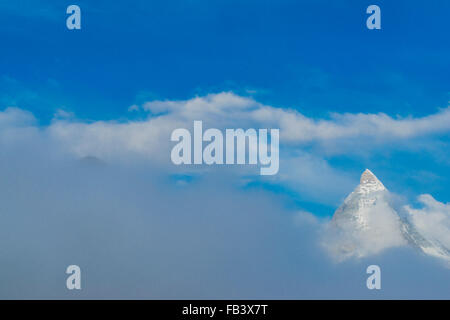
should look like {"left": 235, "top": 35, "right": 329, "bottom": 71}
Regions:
{"left": 325, "top": 169, "right": 450, "bottom": 263}
{"left": 402, "top": 194, "right": 450, "bottom": 262}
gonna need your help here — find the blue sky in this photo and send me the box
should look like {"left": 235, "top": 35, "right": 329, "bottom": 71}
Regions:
{"left": 0, "top": 1, "right": 450, "bottom": 298}
{"left": 1, "top": 0, "right": 449, "bottom": 119}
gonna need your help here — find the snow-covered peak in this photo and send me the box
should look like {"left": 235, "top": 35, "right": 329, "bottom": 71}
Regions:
{"left": 332, "top": 169, "right": 393, "bottom": 232}
{"left": 327, "top": 169, "right": 450, "bottom": 264}
{"left": 358, "top": 169, "right": 386, "bottom": 193}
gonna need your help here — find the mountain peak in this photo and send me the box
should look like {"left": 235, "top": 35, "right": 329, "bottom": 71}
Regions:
{"left": 359, "top": 169, "right": 386, "bottom": 192}
{"left": 360, "top": 169, "right": 378, "bottom": 183}
{"left": 329, "top": 168, "right": 404, "bottom": 259}
{"left": 329, "top": 168, "right": 450, "bottom": 263}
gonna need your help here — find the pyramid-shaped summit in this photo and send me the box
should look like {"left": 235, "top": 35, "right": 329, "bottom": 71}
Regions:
{"left": 329, "top": 169, "right": 406, "bottom": 259}
{"left": 358, "top": 169, "right": 386, "bottom": 194}
{"left": 360, "top": 169, "right": 380, "bottom": 184}
{"left": 328, "top": 169, "right": 450, "bottom": 263}
{"left": 333, "top": 169, "right": 391, "bottom": 229}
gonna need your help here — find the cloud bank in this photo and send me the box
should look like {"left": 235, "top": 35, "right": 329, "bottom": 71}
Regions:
{"left": 44, "top": 92, "right": 450, "bottom": 160}
{"left": 0, "top": 92, "right": 449, "bottom": 298}
{"left": 405, "top": 195, "right": 450, "bottom": 256}
{"left": 3, "top": 91, "right": 449, "bottom": 203}
{"left": 323, "top": 193, "right": 407, "bottom": 261}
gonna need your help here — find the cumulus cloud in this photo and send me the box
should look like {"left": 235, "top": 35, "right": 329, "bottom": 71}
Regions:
{"left": 0, "top": 107, "right": 36, "bottom": 127}
{"left": 405, "top": 194, "right": 450, "bottom": 253}
{"left": 256, "top": 107, "right": 450, "bottom": 144}
{"left": 38, "top": 92, "right": 450, "bottom": 162}
{"left": 322, "top": 193, "right": 407, "bottom": 262}
{"left": 1, "top": 92, "right": 449, "bottom": 206}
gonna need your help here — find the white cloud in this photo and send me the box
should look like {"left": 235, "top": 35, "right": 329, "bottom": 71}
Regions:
{"left": 127, "top": 104, "right": 140, "bottom": 112}
{"left": 30, "top": 92, "right": 448, "bottom": 161}
{"left": 53, "top": 109, "right": 75, "bottom": 120}
{"left": 293, "top": 210, "right": 322, "bottom": 226}
{"left": 277, "top": 153, "right": 355, "bottom": 205}
{"left": 0, "top": 107, "right": 36, "bottom": 127}
{"left": 405, "top": 194, "right": 450, "bottom": 250}
{"left": 252, "top": 105, "right": 450, "bottom": 144}
{"left": 322, "top": 194, "right": 407, "bottom": 261}
{"left": 1, "top": 92, "right": 450, "bottom": 205}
